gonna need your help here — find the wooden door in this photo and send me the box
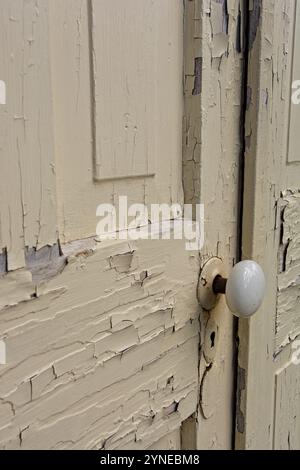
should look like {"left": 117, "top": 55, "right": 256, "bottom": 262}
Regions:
{"left": 237, "top": 0, "right": 300, "bottom": 450}
{"left": 0, "top": 0, "right": 244, "bottom": 449}
{"left": 183, "top": 0, "right": 247, "bottom": 449}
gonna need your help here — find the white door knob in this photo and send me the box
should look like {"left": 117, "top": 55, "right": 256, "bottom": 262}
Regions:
{"left": 223, "top": 261, "right": 266, "bottom": 318}
{"left": 198, "top": 258, "right": 266, "bottom": 318}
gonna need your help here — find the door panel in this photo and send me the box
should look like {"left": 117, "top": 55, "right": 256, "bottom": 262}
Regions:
{"left": 0, "top": 0, "right": 244, "bottom": 450}
{"left": 287, "top": 0, "right": 300, "bottom": 163}
{"left": 91, "top": 0, "right": 183, "bottom": 182}
{"left": 0, "top": 0, "right": 199, "bottom": 450}
{"left": 49, "top": 0, "right": 183, "bottom": 243}
{"left": 238, "top": 0, "right": 300, "bottom": 450}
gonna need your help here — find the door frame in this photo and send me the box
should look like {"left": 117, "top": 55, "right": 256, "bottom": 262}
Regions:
{"left": 182, "top": 0, "right": 249, "bottom": 449}
{"left": 236, "top": 0, "right": 298, "bottom": 449}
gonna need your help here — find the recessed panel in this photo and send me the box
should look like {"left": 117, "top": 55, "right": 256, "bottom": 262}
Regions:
{"left": 288, "top": 1, "right": 300, "bottom": 163}
{"left": 91, "top": 0, "right": 183, "bottom": 181}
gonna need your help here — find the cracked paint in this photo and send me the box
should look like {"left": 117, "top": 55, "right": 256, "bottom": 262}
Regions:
{"left": 236, "top": 0, "right": 300, "bottom": 450}
{"left": 0, "top": 0, "right": 58, "bottom": 270}
{"left": 236, "top": 366, "right": 245, "bottom": 434}
{"left": 276, "top": 191, "right": 300, "bottom": 353}
{"left": 0, "top": 237, "right": 200, "bottom": 449}
{"left": 183, "top": 0, "right": 245, "bottom": 450}
{"left": 1, "top": 0, "right": 248, "bottom": 451}
{"left": 25, "top": 243, "right": 67, "bottom": 284}
{"left": 248, "top": 0, "right": 261, "bottom": 50}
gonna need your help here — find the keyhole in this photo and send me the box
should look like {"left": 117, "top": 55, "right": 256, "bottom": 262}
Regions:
{"left": 210, "top": 331, "right": 216, "bottom": 349}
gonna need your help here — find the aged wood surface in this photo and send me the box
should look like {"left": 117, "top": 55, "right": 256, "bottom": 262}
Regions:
{"left": 183, "top": 0, "right": 246, "bottom": 449}
{"left": 277, "top": 192, "right": 300, "bottom": 353}
{"left": 0, "top": 237, "right": 200, "bottom": 449}
{"left": 0, "top": 0, "right": 199, "bottom": 450}
{"left": 0, "top": 0, "right": 57, "bottom": 270}
{"left": 238, "top": 0, "right": 300, "bottom": 450}
{"left": 4, "top": 0, "right": 296, "bottom": 450}
{"left": 50, "top": 0, "right": 184, "bottom": 243}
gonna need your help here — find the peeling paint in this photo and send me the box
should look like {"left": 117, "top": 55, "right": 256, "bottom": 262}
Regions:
{"left": 236, "top": 0, "right": 300, "bottom": 450}
{"left": 0, "top": 237, "right": 200, "bottom": 449}
{"left": 276, "top": 192, "right": 300, "bottom": 353}
{"left": 236, "top": 366, "right": 245, "bottom": 434}
{"left": 210, "top": 0, "right": 229, "bottom": 58}
{"left": 109, "top": 251, "right": 135, "bottom": 274}
{"left": 0, "top": 249, "right": 7, "bottom": 275}
{"left": 0, "top": 0, "right": 58, "bottom": 270}
{"left": 183, "top": 0, "right": 244, "bottom": 450}
{"left": 25, "top": 243, "right": 67, "bottom": 284}
{"left": 0, "top": 0, "right": 247, "bottom": 451}
{"left": 192, "top": 57, "right": 202, "bottom": 96}
{"left": 248, "top": 0, "right": 261, "bottom": 50}
{"left": 236, "top": 5, "right": 242, "bottom": 54}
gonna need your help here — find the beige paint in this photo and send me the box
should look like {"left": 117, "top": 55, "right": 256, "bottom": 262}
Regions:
{"left": 0, "top": 0, "right": 248, "bottom": 450}
{"left": 237, "top": 0, "right": 300, "bottom": 450}
{"left": 91, "top": 0, "right": 183, "bottom": 182}
{"left": 148, "top": 430, "right": 181, "bottom": 451}
{"left": 277, "top": 192, "right": 300, "bottom": 353}
{"left": 0, "top": 0, "right": 200, "bottom": 450}
{"left": 49, "top": 0, "right": 184, "bottom": 243}
{"left": 0, "top": 237, "right": 200, "bottom": 449}
{"left": 0, "top": 0, "right": 58, "bottom": 270}
{"left": 274, "top": 359, "right": 300, "bottom": 449}
{"left": 183, "top": 0, "right": 246, "bottom": 449}
{"left": 288, "top": 0, "right": 300, "bottom": 163}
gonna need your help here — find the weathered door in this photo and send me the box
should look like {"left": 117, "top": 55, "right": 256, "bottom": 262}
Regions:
{"left": 237, "top": 0, "right": 300, "bottom": 450}
{"left": 183, "top": 0, "right": 247, "bottom": 450}
{"left": 0, "top": 0, "right": 245, "bottom": 449}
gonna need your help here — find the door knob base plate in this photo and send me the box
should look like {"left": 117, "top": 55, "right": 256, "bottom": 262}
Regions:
{"left": 198, "top": 257, "right": 226, "bottom": 311}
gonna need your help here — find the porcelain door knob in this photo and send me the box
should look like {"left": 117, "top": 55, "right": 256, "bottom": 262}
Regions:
{"left": 223, "top": 261, "right": 266, "bottom": 318}
{"left": 198, "top": 258, "right": 266, "bottom": 318}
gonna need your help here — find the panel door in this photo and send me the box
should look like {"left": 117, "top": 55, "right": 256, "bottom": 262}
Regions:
{"left": 0, "top": 0, "right": 244, "bottom": 449}
{"left": 237, "top": 0, "right": 300, "bottom": 450}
